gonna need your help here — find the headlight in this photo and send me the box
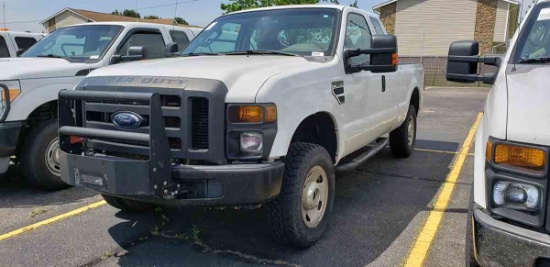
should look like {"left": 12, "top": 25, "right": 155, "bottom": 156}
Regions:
{"left": 493, "top": 181, "right": 540, "bottom": 211}
{"left": 240, "top": 132, "right": 263, "bottom": 153}
{"left": 0, "top": 80, "right": 21, "bottom": 102}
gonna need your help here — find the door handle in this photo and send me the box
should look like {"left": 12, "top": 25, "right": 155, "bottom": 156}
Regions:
{"left": 382, "top": 75, "right": 386, "bottom": 92}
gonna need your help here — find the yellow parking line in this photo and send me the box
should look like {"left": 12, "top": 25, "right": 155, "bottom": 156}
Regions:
{"left": 0, "top": 200, "right": 106, "bottom": 242}
{"left": 414, "top": 148, "right": 475, "bottom": 156}
{"left": 404, "top": 112, "right": 483, "bottom": 267}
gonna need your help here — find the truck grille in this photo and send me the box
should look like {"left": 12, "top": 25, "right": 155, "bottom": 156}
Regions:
{"left": 191, "top": 97, "right": 209, "bottom": 150}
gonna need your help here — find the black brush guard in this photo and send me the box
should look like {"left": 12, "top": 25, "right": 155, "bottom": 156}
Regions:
{"left": 58, "top": 89, "right": 284, "bottom": 205}
{"left": 59, "top": 90, "right": 171, "bottom": 197}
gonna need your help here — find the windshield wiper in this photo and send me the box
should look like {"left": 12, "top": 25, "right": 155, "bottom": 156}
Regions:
{"left": 180, "top": 52, "right": 222, "bottom": 57}
{"left": 36, "top": 54, "right": 66, "bottom": 59}
{"left": 224, "top": 50, "right": 300, "bottom": 57}
{"left": 519, "top": 57, "right": 550, "bottom": 64}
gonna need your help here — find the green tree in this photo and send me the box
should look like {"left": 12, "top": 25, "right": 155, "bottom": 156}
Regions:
{"left": 122, "top": 9, "right": 141, "bottom": 18}
{"left": 350, "top": 0, "right": 358, "bottom": 7}
{"left": 175, "top": 17, "right": 189, "bottom": 25}
{"left": 144, "top": 15, "right": 161, "bottom": 19}
{"left": 111, "top": 9, "right": 121, "bottom": 16}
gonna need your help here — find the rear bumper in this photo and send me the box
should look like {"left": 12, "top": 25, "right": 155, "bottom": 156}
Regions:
{"left": 473, "top": 208, "right": 550, "bottom": 267}
{"left": 61, "top": 153, "right": 284, "bottom": 207}
{"left": 0, "top": 121, "right": 22, "bottom": 157}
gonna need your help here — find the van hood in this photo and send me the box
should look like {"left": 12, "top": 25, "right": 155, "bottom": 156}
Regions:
{"left": 88, "top": 55, "right": 314, "bottom": 101}
{"left": 506, "top": 65, "right": 550, "bottom": 146}
{"left": 0, "top": 57, "right": 89, "bottom": 80}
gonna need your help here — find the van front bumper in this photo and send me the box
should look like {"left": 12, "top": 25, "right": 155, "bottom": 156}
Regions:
{"left": 473, "top": 208, "right": 550, "bottom": 267}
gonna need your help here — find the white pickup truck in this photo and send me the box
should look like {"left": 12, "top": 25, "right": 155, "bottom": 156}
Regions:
{"left": 0, "top": 31, "right": 44, "bottom": 58}
{"left": 0, "top": 22, "right": 199, "bottom": 190}
{"left": 446, "top": 0, "right": 550, "bottom": 265}
{"left": 59, "top": 5, "right": 423, "bottom": 247}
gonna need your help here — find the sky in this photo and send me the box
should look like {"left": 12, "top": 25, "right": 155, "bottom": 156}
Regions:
{"left": 1, "top": 0, "right": 381, "bottom": 32}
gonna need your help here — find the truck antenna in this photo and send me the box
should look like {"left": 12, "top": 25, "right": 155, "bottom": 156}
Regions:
{"left": 173, "top": 1, "right": 178, "bottom": 30}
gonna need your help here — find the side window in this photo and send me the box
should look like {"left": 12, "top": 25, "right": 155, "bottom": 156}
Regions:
{"left": 0, "top": 36, "right": 9, "bottom": 58}
{"left": 169, "top": 30, "right": 190, "bottom": 51}
{"left": 14, "top": 37, "right": 38, "bottom": 51}
{"left": 370, "top": 18, "right": 385, "bottom": 35}
{"left": 118, "top": 31, "right": 165, "bottom": 59}
{"left": 345, "top": 13, "right": 372, "bottom": 65}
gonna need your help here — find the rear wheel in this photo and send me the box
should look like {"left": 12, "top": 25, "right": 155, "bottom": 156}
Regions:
{"left": 268, "top": 142, "right": 335, "bottom": 248}
{"left": 390, "top": 105, "right": 417, "bottom": 158}
{"left": 102, "top": 194, "right": 155, "bottom": 213}
{"left": 21, "top": 119, "right": 70, "bottom": 191}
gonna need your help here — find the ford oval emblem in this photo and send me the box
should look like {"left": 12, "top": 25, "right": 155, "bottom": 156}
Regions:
{"left": 112, "top": 111, "right": 143, "bottom": 129}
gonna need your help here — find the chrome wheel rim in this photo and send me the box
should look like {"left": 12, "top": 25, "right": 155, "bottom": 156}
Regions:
{"left": 407, "top": 116, "right": 415, "bottom": 146}
{"left": 301, "top": 165, "right": 329, "bottom": 229}
{"left": 45, "top": 138, "right": 61, "bottom": 176}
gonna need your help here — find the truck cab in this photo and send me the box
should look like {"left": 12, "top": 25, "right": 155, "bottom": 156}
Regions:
{"left": 0, "top": 22, "right": 199, "bottom": 190}
{"left": 58, "top": 5, "right": 423, "bottom": 247}
{"left": 446, "top": 0, "right": 550, "bottom": 265}
{"left": 0, "top": 31, "right": 44, "bottom": 58}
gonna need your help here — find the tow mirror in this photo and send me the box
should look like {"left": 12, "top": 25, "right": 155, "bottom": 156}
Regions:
{"left": 344, "top": 35, "right": 398, "bottom": 74}
{"left": 16, "top": 48, "right": 26, "bottom": 57}
{"left": 446, "top": 41, "right": 501, "bottom": 85}
{"left": 110, "top": 46, "right": 148, "bottom": 64}
{"left": 164, "top": 42, "right": 179, "bottom": 57}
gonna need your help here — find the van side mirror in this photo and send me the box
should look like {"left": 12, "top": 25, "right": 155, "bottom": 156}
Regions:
{"left": 344, "top": 35, "right": 398, "bottom": 74}
{"left": 16, "top": 48, "right": 26, "bottom": 57}
{"left": 164, "top": 42, "right": 179, "bottom": 57}
{"left": 446, "top": 41, "right": 502, "bottom": 84}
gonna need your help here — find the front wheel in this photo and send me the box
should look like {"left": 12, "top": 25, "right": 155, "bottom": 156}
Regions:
{"left": 268, "top": 143, "right": 335, "bottom": 248}
{"left": 390, "top": 105, "right": 417, "bottom": 158}
{"left": 21, "top": 119, "right": 70, "bottom": 191}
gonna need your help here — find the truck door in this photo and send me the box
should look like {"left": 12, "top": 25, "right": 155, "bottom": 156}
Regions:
{"left": 341, "top": 13, "right": 392, "bottom": 152}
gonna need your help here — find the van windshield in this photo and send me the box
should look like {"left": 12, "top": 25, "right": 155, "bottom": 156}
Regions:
{"left": 182, "top": 8, "right": 340, "bottom": 57}
{"left": 22, "top": 25, "right": 122, "bottom": 62}
{"left": 514, "top": 2, "right": 550, "bottom": 63}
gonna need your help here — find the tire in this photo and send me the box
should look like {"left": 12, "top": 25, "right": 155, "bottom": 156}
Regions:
{"left": 21, "top": 119, "right": 70, "bottom": 191}
{"left": 268, "top": 142, "right": 335, "bottom": 248}
{"left": 390, "top": 105, "right": 417, "bottom": 158}
{"left": 102, "top": 194, "right": 155, "bottom": 213}
{"left": 466, "top": 188, "right": 480, "bottom": 267}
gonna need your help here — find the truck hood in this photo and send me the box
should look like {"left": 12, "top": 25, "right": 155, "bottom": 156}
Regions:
{"left": 88, "top": 55, "right": 313, "bottom": 101}
{"left": 506, "top": 65, "right": 550, "bottom": 146}
{"left": 0, "top": 57, "right": 89, "bottom": 80}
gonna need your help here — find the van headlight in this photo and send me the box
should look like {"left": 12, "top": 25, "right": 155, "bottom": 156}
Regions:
{"left": 493, "top": 181, "right": 540, "bottom": 211}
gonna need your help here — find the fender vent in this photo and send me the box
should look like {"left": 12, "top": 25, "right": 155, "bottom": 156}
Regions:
{"left": 332, "top": 81, "right": 345, "bottom": 104}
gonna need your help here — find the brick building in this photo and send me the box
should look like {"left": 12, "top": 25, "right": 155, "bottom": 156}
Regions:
{"left": 373, "top": 0, "right": 520, "bottom": 56}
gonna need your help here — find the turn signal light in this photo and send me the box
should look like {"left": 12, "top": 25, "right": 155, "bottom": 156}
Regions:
{"left": 486, "top": 140, "right": 493, "bottom": 161}
{"left": 494, "top": 144, "right": 545, "bottom": 170}
{"left": 392, "top": 53, "right": 398, "bottom": 65}
{"left": 228, "top": 104, "right": 277, "bottom": 123}
{"left": 0, "top": 89, "right": 20, "bottom": 101}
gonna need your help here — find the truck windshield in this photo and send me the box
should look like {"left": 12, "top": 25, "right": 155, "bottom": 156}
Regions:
{"left": 514, "top": 2, "right": 550, "bottom": 63}
{"left": 182, "top": 8, "right": 340, "bottom": 57}
{"left": 22, "top": 25, "right": 123, "bottom": 62}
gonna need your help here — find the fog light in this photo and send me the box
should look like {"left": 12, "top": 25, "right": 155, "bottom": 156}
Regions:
{"left": 493, "top": 181, "right": 540, "bottom": 210}
{"left": 240, "top": 133, "right": 263, "bottom": 153}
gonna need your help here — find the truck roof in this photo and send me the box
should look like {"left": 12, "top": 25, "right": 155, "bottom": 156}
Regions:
{"left": 229, "top": 4, "right": 377, "bottom": 17}
{"left": 67, "top": 21, "right": 200, "bottom": 30}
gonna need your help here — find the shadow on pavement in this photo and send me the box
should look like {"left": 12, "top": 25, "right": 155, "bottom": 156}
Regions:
{"left": 104, "top": 140, "right": 458, "bottom": 267}
{"left": 0, "top": 164, "right": 98, "bottom": 208}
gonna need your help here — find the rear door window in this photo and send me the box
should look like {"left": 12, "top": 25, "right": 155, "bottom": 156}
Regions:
{"left": 0, "top": 36, "right": 10, "bottom": 57}
{"left": 169, "top": 30, "right": 190, "bottom": 51}
{"left": 14, "top": 37, "right": 38, "bottom": 51}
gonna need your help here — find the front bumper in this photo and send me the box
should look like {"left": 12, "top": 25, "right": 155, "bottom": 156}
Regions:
{"left": 0, "top": 121, "right": 22, "bottom": 157}
{"left": 61, "top": 153, "right": 284, "bottom": 207}
{"left": 473, "top": 207, "right": 550, "bottom": 267}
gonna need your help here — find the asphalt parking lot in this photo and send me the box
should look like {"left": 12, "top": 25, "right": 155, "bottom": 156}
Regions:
{"left": 0, "top": 87, "right": 488, "bottom": 267}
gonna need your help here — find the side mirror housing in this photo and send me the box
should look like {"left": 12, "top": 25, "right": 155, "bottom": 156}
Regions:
{"left": 345, "top": 35, "right": 398, "bottom": 74}
{"left": 120, "top": 46, "right": 148, "bottom": 62}
{"left": 16, "top": 48, "right": 26, "bottom": 57}
{"left": 446, "top": 41, "right": 501, "bottom": 84}
{"left": 164, "top": 42, "right": 179, "bottom": 57}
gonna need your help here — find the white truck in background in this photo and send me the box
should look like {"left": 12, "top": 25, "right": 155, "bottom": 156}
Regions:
{"left": 59, "top": 5, "right": 423, "bottom": 247}
{"left": 0, "top": 31, "right": 45, "bottom": 58}
{"left": 0, "top": 22, "right": 200, "bottom": 190}
{"left": 446, "top": 0, "right": 550, "bottom": 265}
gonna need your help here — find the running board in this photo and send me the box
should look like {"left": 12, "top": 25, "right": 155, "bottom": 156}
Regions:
{"left": 335, "top": 138, "right": 388, "bottom": 172}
